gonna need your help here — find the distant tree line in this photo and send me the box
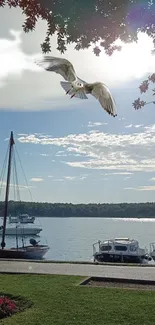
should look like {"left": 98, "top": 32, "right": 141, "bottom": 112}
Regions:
{"left": 0, "top": 201, "right": 155, "bottom": 218}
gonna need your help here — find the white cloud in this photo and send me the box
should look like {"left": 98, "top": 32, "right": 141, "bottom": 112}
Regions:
{"left": 0, "top": 30, "right": 38, "bottom": 79}
{"left": 0, "top": 181, "right": 34, "bottom": 190}
{"left": 40, "top": 153, "right": 50, "bottom": 157}
{"left": 104, "top": 172, "right": 133, "bottom": 176}
{"left": 56, "top": 151, "right": 68, "bottom": 157}
{"left": 0, "top": 25, "right": 81, "bottom": 110}
{"left": 125, "top": 124, "right": 133, "bottom": 128}
{"left": 144, "top": 125, "right": 155, "bottom": 133}
{"left": 125, "top": 185, "right": 155, "bottom": 191}
{"left": 64, "top": 175, "right": 87, "bottom": 181}
{"left": 135, "top": 124, "right": 143, "bottom": 128}
{"left": 149, "top": 177, "right": 155, "bottom": 181}
{"left": 30, "top": 177, "right": 44, "bottom": 182}
{"left": 87, "top": 121, "right": 108, "bottom": 128}
{"left": 87, "top": 130, "right": 100, "bottom": 135}
{"left": 0, "top": 4, "right": 155, "bottom": 111}
{"left": 80, "top": 176, "right": 87, "bottom": 180}
{"left": 17, "top": 124, "right": 155, "bottom": 173}
{"left": 48, "top": 175, "right": 53, "bottom": 178}
{"left": 125, "top": 124, "right": 144, "bottom": 129}
{"left": 64, "top": 176, "right": 77, "bottom": 181}
{"left": 138, "top": 186, "right": 155, "bottom": 191}
{"left": 124, "top": 187, "right": 135, "bottom": 190}
{"left": 52, "top": 178, "right": 64, "bottom": 182}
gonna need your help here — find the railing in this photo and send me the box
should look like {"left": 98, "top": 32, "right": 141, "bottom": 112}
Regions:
{"left": 92, "top": 241, "right": 101, "bottom": 255}
{"left": 150, "top": 242, "right": 155, "bottom": 253}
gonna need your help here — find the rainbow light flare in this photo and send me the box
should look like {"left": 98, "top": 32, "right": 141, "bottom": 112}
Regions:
{"left": 126, "top": 0, "right": 155, "bottom": 31}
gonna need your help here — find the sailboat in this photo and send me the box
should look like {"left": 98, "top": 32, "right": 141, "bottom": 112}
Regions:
{"left": 0, "top": 131, "right": 49, "bottom": 259}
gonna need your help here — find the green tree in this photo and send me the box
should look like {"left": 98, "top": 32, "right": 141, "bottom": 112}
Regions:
{"left": 1, "top": 201, "right": 155, "bottom": 218}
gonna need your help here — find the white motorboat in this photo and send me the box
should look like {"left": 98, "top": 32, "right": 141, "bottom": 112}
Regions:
{"left": 8, "top": 214, "right": 35, "bottom": 224}
{"left": 93, "top": 238, "right": 151, "bottom": 263}
{"left": 0, "top": 224, "right": 42, "bottom": 236}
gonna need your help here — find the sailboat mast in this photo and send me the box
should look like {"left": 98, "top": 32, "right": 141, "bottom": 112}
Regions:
{"left": 1, "top": 131, "right": 14, "bottom": 249}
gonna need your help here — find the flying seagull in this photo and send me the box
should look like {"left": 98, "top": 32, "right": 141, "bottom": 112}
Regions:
{"left": 35, "top": 56, "right": 117, "bottom": 117}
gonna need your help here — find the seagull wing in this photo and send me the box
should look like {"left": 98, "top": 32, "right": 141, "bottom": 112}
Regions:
{"left": 35, "top": 56, "right": 77, "bottom": 82}
{"left": 91, "top": 83, "right": 117, "bottom": 117}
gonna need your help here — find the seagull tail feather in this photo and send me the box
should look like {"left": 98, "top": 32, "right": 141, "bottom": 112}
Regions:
{"left": 60, "top": 81, "right": 88, "bottom": 99}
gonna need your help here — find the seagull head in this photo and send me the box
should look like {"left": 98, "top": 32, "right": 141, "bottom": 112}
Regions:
{"left": 70, "top": 81, "right": 84, "bottom": 98}
{"left": 72, "top": 80, "right": 83, "bottom": 90}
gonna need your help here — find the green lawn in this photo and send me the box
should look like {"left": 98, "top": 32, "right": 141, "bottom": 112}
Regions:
{"left": 0, "top": 274, "right": 155, "bottom": 325}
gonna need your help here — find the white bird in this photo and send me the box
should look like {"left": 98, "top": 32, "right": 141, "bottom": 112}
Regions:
{"left": 35, "top": 56, "right": 117, "bottom": 117}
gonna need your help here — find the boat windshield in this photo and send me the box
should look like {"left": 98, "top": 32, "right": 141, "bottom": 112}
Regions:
{"left": 114, "top": 245, "right": 127, "bottom": 251}
{"left": 100, "top": 245, "right": 112, "bottom": 251}
{"left": 130, "top": 245, "right": 137, "bottom": 252}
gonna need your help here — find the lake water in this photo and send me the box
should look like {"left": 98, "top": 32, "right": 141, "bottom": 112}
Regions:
{"left": 3, "top": 217, "right": 155, "bottom": 261}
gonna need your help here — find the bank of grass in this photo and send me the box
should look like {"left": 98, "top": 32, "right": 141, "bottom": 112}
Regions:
{"left": 1, "top": 274, "right": 155, "bottom": 325}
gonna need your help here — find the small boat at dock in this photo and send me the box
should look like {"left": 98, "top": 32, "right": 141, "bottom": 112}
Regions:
{"left": 93, "top": 237, "right": 151, "bottom": 263}
{"left": 0, "top": 238, "right": 49, "bottom": 260}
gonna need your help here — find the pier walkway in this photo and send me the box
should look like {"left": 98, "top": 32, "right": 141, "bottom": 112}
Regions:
{"left": 0, "top": 260, "right": 155, "bottom": 281}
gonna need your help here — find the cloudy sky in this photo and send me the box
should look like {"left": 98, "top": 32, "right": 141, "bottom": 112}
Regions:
{"left": 0, "top": 5, "right": 155, "bottom": 203}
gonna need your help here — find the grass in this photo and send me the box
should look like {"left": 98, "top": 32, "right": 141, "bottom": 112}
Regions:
{"left": 0, "top": 274, "right": 155, "bottom": 325}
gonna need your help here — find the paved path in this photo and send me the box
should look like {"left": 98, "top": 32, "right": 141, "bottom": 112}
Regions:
{"left": 0, "top": 260, "right": 155, "bottom": 281}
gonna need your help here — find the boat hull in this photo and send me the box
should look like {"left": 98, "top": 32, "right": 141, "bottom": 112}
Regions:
{"left": 0, "top": 245, "right": 49, "bottom": 260}
{"left": 93, "top": 252, "right": 147, "bottom": 264}
{"left": 0, "top": 227, "right": 42, "bottom": 236}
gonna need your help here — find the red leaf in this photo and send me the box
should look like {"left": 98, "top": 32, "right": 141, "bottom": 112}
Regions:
{"left": 93, "top": 46, "right": 101, "bottom": 56}
{"left": 139, "top": 80, "right": 149, "bottom": 93}
{"left": 149, "top": 73, "right": 155, "bottom": 83}
{"left": 132, "top": 98, "right": 146, "bottom": 110}
{"left": 105, "top": 45, "right": 122, "bottom": 56}
{"left": 0, "top": 0, "right": 5, "bottom": 6}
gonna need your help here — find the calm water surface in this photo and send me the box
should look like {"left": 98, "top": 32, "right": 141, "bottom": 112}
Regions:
{"left": 3, "top": 217, "right": 155, "bottom": 261}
